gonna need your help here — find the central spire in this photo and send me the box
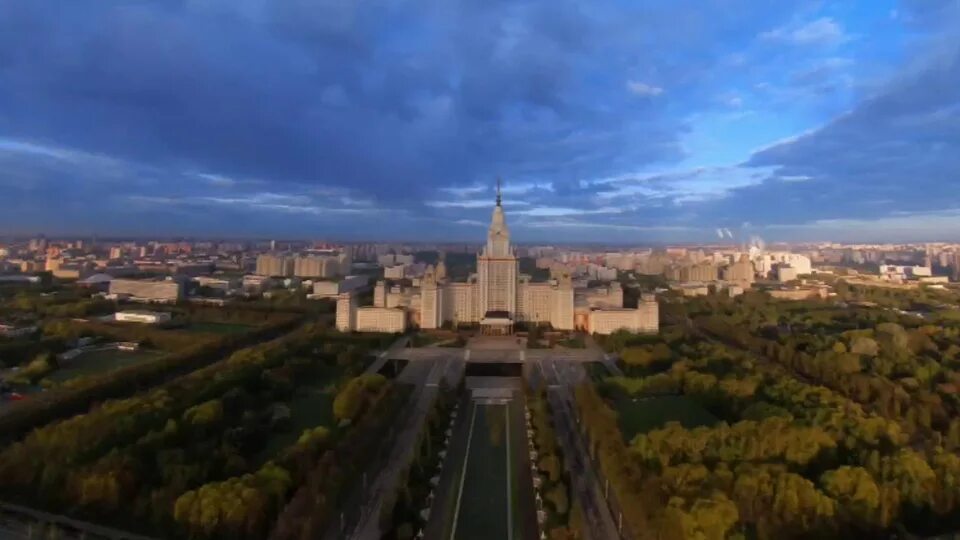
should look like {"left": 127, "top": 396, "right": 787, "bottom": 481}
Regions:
{"left": 496, "top": 177, "right": 502, "bottom": 206}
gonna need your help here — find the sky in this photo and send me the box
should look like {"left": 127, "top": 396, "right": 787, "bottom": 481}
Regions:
{"left": 1, "top": 0, "right": 959, "bottom": 244}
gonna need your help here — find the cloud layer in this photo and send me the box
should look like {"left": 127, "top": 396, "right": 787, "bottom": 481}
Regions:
{"left": 0, "top": 0, "right": 958, "bottom": 242}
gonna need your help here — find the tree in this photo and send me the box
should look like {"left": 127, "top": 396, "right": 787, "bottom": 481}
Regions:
{"left": 835, "top": 353, "right": 862, "bottom": 374}
{"left": 821, "top": 466, "right": 881, "bottom": 527}
{"left": 850, "top": 337, "right": 879, "bottom": 356}
{"left": 547, "top": 484, "right": 569, "bottom": 515}
{"left": 621, "top": 346, "right": 654, "bottom": 368}
{"left": 333, "top": 374, "right": 387, "bottom": 422}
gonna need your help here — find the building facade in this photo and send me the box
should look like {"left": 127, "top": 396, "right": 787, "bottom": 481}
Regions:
{"left": 114, "top": 310, "right": 172, "bottom": 324}
{"left": 256, "top": 254, "right": 294, "bottom": 277}
{"left": 341, "top": 182, "right": 657, "bottom": 335}
{"left": 355, "top": 307, "right": 407, "bottom": 333}
{"left": 587, "top": 295, "right": 659, "bottom": 335}
{"left": 312, "top": 275, "right": 368, "bottom": 298}
{"left": 109, "top": 279, "right": 183, "bottom": 303}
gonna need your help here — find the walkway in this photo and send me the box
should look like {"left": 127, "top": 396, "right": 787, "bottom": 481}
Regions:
{"left": 349, "top": 349, "right": 463, "bottom": 540}
{"left": 363, "top": 335, "right": 410, "bottom": 375}
{"left": 534, "top": 357, "right": 625, "bottom": 540}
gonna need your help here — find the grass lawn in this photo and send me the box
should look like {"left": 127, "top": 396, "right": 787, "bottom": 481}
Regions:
{"left": 255, "top": 384, "right": 336, "bottom": 463}
{"left": 47, "top": 348, "right": 163, "bottom": 383}
{"left": 181, "top": 322, "right": 253, "bottom": 334}
{"left": 616, "top": 395, "right": 718, "bottom": 442}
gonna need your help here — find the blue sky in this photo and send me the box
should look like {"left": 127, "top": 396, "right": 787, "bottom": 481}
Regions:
{"left": 1, "top": 0, "right": 958, "bottom": 243}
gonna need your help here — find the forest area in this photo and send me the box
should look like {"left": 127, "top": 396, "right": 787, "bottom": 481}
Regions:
{"left": 580, "top": 285, "right": 960, "bottom": 539}
{"left": 0, "top": 322, "right": 409, "bottom": 539}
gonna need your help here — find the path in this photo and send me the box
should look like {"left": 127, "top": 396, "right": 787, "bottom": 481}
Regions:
{"left": 535, "top": 357, "right": 626, "bottom": 540}
{"left": 349, "top": 349, "right": 464, "bottom": 540}
{"left": 364, "top": 335, "right": 411, "bottom": 375}
{"left": 584, "top": 335, "right": 624, "bottom": 376}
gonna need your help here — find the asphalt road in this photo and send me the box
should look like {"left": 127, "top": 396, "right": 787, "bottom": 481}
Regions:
{"left": 535, "top": 357, "right": 626, "bottom": 540}
{"left": 350, "top": 347, "right": 466, "bottom": 540}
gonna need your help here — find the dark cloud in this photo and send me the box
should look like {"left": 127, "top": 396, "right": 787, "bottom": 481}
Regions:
{"left": 738, "top": 37, "right": 960, "bottom": 226}
{"left": 0, "top": 0, "right": 956, "bottom": 241}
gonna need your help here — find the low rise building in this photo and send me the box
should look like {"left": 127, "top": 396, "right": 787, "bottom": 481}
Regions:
{"left": 114, "top": 310, "right": 172, "bottom": 324}
{"left": 880, "top": 264, "right": 932, "bottom": 279}
{"left": 311, "top": 275, "right": 369, "bottom": 298}
{"left": 193, "top": 275, "right": 238, "bottom": 292}
{"left": 776, "top": 265, "right": 799, "bottom": 282}
{"left": 109, "top": 279, "right": 183, "bottom": 303}
{"left": 768, "top": 285, "right": 830, "bottom": 300}
{"left": 355, "top": 307, "right": 407, "bottom": 333}
{"left": 587, "top": 295, "right": 658, "bottom": 335}
{"left": 384, "top": 264, "right": 407, "bottom": 279}
{"left": 242, "top": 274, "right": 275, "bottom": 293}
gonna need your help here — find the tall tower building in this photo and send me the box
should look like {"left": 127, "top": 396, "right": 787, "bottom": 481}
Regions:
{"left": 373, "top": 280, "right": 387, "bottom": 307}
{"left": 551, "top": 271, "right": 575, "bottom": 331}
{"left": 336, "top": 292, "right": 357, "bottom": 332}
{"left": 476, "top": 179, "right": 519, "bottom": 334}
{"left": 420, "top": 265, "right": 442, "bottom": 329}
{"left": 435, "top": 253, "right": 448, "bottom": 282}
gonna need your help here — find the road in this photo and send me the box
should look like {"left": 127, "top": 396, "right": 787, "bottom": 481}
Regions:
{"left": 349, "top": 349, "right": 465, "bottom": 540}
{"left": 353, "top": 336, "right": 622, "bottom": 540}
{"left": 584, "top": 335, "right": 624, "bottom": 376}
{"left": 364, "top": 335, "right": 411, "bottom": 375}
{"left": 534, "top": 357, "right": 626, "bottom": 540}
{"left": 393, "top": 345, "right": 603, "bottom": 363}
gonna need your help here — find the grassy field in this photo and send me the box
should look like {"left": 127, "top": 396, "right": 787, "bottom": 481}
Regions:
{"left": 616, "top": 395, "right": 718, "bottom": 442}
{"left": 47, "top": 348, "right": 163, "bottom": 383}
{"left": 180, "top": 321, "right": 253, "bottom": 334}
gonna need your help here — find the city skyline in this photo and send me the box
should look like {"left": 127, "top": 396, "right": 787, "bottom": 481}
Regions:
{"left": 1, "top": 1, "right": 959, "bottom": 242}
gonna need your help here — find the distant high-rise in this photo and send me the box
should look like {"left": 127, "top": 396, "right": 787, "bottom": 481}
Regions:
{"left": 256, "top": 254, "right": 293, "bottom": 277}
{"left": 407, "top": 180, "right": 653, "bottom": 334}
{"left": 476, "top": 179, "right": 519, "bottom": 329}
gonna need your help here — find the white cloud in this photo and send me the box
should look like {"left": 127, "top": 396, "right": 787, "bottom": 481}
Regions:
{"left": 759, "top": 17, "right": 847, "bottom": 46}
{"left": 513, "top": 206, "right": 623, "bottom": 217}
{"left": 127, "top": 193, "right": 375, "bottom": 216}
{"left": 194, "top": 173, "right": 236, "bottom": 187}
{"left": 454, "top": 219, "right": 486, "bottom": 226}
{"left": 427, "top": 198, "right": 531, "bottom": 208}
{"left": 626, "top": 80, "right": 664, "bottom": 97}
{"left": 762, "top": 208, "right": 960, "bottom": 241}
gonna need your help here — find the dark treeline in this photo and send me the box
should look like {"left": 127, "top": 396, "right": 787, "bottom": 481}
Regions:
{"left": 0, "top": 323, "right": 406, "bottom": 539}
{"left": 0, "top": 314, "right": 303, "bottom": 442}
{"left": 579, "top": 287, "right": 960, "bottom": 538}
{"left": 380, "top": 382, "right": 459, "bottom": 539}
{"left": 270, "top": 382, "right": 412, "bottom": 540}
{"left": 527, "top": 389, "right": 582, "bottom": 539}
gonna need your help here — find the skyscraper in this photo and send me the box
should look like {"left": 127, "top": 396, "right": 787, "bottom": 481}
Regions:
{"left": 345, "top": 179, "right": 657, "bottom": 335}
{"left": 476, "top": 179, "right": 519, "bottom": 332}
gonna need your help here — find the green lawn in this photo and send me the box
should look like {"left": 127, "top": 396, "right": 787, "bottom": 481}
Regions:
{"left": 616, "top": 395, "right": 718, "bottom": 442}
{"left": 47, "top": 348, "right": 163, "bottom": 383}
{"left": 181, "top": 322, "right": 253, "bottom": 334}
